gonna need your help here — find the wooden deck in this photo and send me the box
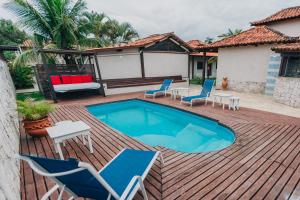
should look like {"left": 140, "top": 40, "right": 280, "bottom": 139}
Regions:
{"left": 20, "top": 92, "right": 300, "bottom": 200}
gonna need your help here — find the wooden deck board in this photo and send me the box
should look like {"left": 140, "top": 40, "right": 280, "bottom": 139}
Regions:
{"left": 20, "top": 92, "right": 300, "bottom": 200}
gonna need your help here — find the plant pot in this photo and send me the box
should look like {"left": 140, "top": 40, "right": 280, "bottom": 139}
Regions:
{"left": 222, "top": 77, "right": 229, "bottom": 90}
{"left": 23, "top": 117, "right": 52, "bottom": 137}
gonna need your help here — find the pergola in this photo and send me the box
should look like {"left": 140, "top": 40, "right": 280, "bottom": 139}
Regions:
{"left": 36, "top": 48, "right": 105, "bottom": 102}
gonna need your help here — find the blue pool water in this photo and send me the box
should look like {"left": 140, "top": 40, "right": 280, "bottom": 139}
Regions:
{"left": 87, "top": 99, "right": 235, "bottom": 153}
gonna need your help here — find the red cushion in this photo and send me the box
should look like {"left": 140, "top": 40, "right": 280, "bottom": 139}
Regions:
{"left": 50, "top": 76, "right": 61, "bottom": 85}
{"left": 71, "top": 75, "right": 83, "bottom": 84}
{"left": 81, "top": 75, "right": 93, "bottom": 83}
{"left": 61, "top": 75, "right": 72, "bottom": 84}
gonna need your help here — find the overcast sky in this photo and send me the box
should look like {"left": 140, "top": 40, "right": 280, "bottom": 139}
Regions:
{"left": 0, "top": 0, "right": 299, "bottom": 41}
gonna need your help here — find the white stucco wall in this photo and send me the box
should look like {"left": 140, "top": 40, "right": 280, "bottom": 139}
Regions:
{"left": 96, "top": 49, "right": 142, "bottom": 79}
{"left": 0, "top": 58, "right": 20, "bottom": 200}
{"left": 144, "top": 52, "right": 188, "bottom": 78}
{"left": 268, "top": 18, "right": 300, "bottom": 37}
{"left": 217, "top": 45, "right": 274, "bottom": 93}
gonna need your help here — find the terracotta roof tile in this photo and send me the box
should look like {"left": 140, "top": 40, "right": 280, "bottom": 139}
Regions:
{"left": 197, "top": 26, "right": 298, "bottom": 50}
{"left": 251, "top": 6, "right": 300, "bottom": 26}
{"left": 272, "top": 42, "right": 300, "bottom": 52}
{"left": 186, "top": 40, "right": 206, "bottom": 49}
{"left": 86, "top": 32, "right": 192, "bottom": 52}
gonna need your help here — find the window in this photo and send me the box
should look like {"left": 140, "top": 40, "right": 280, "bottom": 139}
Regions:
{"left": 197, "top": 61, "right": 204, "bottom": 70}
{"left": 207, "top": 64, "right": 212, "bottom": 77}
{"left": 280, "top": 55, "right": 300, "bottom": 78}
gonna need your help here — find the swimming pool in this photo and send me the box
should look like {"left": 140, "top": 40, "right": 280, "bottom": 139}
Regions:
{"left": 87, "top": 99, "right": 235, "bottom": 153}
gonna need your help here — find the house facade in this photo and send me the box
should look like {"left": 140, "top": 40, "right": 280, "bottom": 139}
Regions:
{"left": 86, "top": 33, "right": 192, "bottom": 95}
{"left": 198, "top": 6, "right": 300, "bottom": 107}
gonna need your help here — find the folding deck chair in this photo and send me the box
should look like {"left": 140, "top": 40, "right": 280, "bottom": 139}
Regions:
{"left": 18, "top": 148, "right": 163, "bottom": 200}
{"left": 144, "top": 79, "right": 173, "bottom": 98}
{"left": 181, "top": 79, "right": 215, "bottom": 107}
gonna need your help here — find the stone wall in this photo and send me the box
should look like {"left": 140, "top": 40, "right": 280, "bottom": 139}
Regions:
{"left": 0, "top": 58, "right": 20, "bottom": 200}
{"left": 273, "top": 77, "right": 300, "bottom": 108}
{"left": 216, "top": 79, "right": 266, "bottom": 93}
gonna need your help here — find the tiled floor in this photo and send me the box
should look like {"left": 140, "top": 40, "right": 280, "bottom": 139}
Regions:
{"left": 20, "top": 92, "right": 300, "bottom": 200}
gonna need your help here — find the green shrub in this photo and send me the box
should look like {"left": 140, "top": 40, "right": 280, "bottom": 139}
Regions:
{"left": 10, "top": 65, "right": 35, "bottom": 89}
{"left": 190, "top": 76, "right": 216, "bottom": 85}
{"left": 17, "top": 99, "right": 54, "bottom": 121}
{"left": 190, "top": 76, "right": 203, "bottom": 85}
{"left": 17, "top": 92, "right": 44, "bottom": 101}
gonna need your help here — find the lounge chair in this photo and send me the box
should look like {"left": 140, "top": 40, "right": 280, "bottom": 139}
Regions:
{"left": 144, "top": 79, "right": 173, "bottom": 98}
{"left": 181, "top": 79, "right": 215, "bottom": 107}
{"left": 17, "top": 148, "right": 163, "bottom": 200}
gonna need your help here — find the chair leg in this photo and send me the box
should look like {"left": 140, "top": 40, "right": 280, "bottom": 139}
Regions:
{"left": 57, "top": 185, "right": 65, "bottom": 200}
{"left": 138, "top": 177, "right": 148, "bottom": 200}
{"left": 41, "top": 184, "right": 60, "bottom": 200}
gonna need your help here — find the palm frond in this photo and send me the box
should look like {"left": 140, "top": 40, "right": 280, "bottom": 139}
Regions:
{"left": 13, "top": 49, "right": 37, "bottom": 68}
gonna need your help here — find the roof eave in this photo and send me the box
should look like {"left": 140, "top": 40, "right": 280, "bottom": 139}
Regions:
{"left": 198, "top": 39, "right": 298, "bottom": 50}
{"left": 251, "top": 16, "right": 300, "bottom": 26}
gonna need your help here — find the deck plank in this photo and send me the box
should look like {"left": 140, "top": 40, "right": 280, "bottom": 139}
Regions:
{"left": 19, "top": 92, "right": 300, "bottom": 200}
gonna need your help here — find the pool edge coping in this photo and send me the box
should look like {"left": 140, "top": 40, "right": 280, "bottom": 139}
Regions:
{"left": 85, "top": 97, "right": 237, "bottom": 154}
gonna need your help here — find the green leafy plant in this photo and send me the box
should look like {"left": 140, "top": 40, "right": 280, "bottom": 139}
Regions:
{"left": 190, "top": 76, "right": 216, "bottom": 85}
{"left": 10, "top": 65, "right": 35, "bottom": 89}
{"left": 190, "top": 76, "right": 203, "bottom": 85}
{"left": 17, "top": 99, "right": 54, "bottom": 121}
{"left": 16, "top": 92, "right": 44, "bottom": 101}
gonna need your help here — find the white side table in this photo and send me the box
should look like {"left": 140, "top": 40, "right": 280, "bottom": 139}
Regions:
{"left": 212, "top": 93, "right": 233, "bottom": 110}
{"left": 170, "top": 87, "right": 190, "bottom": 100}
{"left": 229, "top": 96, "right": 240, "bottom": 111}
{"left": 46, "top": 121, "right": 93, "bottom": 160}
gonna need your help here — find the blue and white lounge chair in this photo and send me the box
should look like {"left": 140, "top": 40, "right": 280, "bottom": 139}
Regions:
{"left": 18, "top": 148, "right": 163, "bottom": 200}
{"left": 181, "top": 79, "right": 215, "bottom": 107}
{"left": 144, "top": 79, "right": 173, "bottom": 98}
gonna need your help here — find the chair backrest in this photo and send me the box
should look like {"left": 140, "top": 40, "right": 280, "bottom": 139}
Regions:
{"left": 159, "top": 79, "right": 173, "bottom": 90}
{"left": 200, "top": 79, "right": 215, "bottom": 97}
{"left": 20, "top": 155, "right": 116, "bottom": 199}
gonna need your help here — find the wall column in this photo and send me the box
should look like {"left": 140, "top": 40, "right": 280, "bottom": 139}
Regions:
{"left": 140, "top": 49, "right": 145, "bottom": 78}
{"left": 202, "top": 52, "right": 207, "bottom": 84}
{"left": 191, "top": 56, "right": 195, "bottom": 78}
{"left": 93, "top": 54, "right": 106, "bottom": 96}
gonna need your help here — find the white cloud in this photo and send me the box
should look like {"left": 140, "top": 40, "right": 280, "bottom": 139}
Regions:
{"left": 1, "top": 0, "right": 299, "bottom": 41}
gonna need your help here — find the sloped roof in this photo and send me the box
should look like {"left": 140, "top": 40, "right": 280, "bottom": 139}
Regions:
{"left": 251, "top": 6, "right": 300, "bottom": 26}
{"left": 186, "top": 40, "right": 206, "bottom": 49}
{"left": 197, "top": 26, "right": 298, "bottom": 50}
{"left": 272, "top": 42, "right": 300, "bottom": 52}
{"left": 86, "top": 32, "right": 193, "bottom": 52}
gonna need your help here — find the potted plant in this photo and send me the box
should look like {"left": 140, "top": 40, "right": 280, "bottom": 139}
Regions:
{"left": 222, "top": 77, "right": 229, "bottom": 90}
{"left": 17, "top": 99, "right": 54, "bottom": 137}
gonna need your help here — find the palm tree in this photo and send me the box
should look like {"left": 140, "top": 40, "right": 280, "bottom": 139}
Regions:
{"left": 79, "top": 11, "right": 110, "bottom": 47}
{"left": 5, "top": 0, "right": 87, "bottom": 49}
{"left": 205, "top": 37, "right": 214, "bottom": 44}
{"left": 103, "top": 19, "right": 139, "bottom": 46}
{"left": 79, "top": 12, "right": 139, "bottom": 47}
{"left": 218, "top": 28, "right": 242, "bottom": 39}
